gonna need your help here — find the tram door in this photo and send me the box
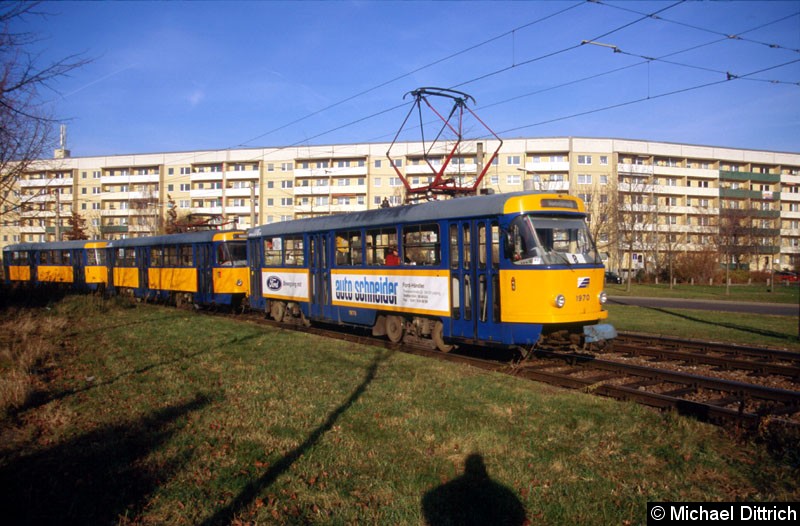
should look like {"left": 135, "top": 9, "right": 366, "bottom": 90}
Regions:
{"left": 72, "top": 249, "right": 85, "bottom": 288}
{"left": 136, "top": 247, "right": 149, "bottom": 296}
{"left": 450, "top": 220, "right": 500, "bottom": 341}
{"left": 309, "top": 234, "right": 329, "bottom": 319}
{"left": 248, "top": 238, "right": 263, "bottom": 310}
{"left": 197, "top": 244, "right": 213, "bottom": 301}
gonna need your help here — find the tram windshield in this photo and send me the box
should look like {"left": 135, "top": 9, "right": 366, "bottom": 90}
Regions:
{"left": 217, "top": 241, "right": 248, "bottom": 267}
{"left": 509, "top": 215, "right": 600, "bottom": 266}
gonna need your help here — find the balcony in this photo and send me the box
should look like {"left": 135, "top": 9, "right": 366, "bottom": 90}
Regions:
{"left": 224, "top": 169, "right": 260, "bottom": 180}
{"left": 19, "top": 178, "right": 74, "bottom": 188}
{"left": 617, "top": 163, "right": 654, "bottom": 175}
{"left": 294, "top": 166, "right": 368, "bottom": 178}
{"left": 100, "top": 174, "right": 159, "bottom": 185}
{"left": 719, "top": 188, "right": 761, "bottom": 199}
{"left": 190, "top": 189, "right": 223, "bottom": 198}
{"left": 101, "top": 191, "right": 149, "bottom": 201}
{"left": 20, "top": 226, "right": 46, "bottom": 234}
{"left": 720, "top": 170, "right": 780, "bottom": 183}
{"left": 226, "top": 187, "right": 259, "bottom": 198}
{"left": 101, "top": 225, "right": 130, "bottom": 233}
{"left": 190, "top": 172, "right": 224, "bottom": 182}
{"left": 524, "top": 161, "right": 570, "bottom": 172}
{"left": 652, "top": 165, "right": 717, "bottom": 178}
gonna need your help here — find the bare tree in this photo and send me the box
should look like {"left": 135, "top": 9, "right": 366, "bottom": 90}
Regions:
{"left": 0, "top": 2, "right": 90, "bottom": 220}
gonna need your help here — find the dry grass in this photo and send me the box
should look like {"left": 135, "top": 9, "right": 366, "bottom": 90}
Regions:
{"left": 0, "top": 308, "right": 70, "bottom": 414}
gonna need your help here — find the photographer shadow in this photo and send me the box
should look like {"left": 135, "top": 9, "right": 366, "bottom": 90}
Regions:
{"left": 422, "top": 453, "right": 527, "bottom": 526}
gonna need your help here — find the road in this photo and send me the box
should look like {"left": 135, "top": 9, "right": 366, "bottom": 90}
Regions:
{"left": 608, "top": 296, "right": 799, "bottom": 317}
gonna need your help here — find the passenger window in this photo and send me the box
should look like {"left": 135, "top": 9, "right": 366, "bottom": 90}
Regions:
{"left": 150, "top": 248, "right": 163, "bottom": 267}
{"left": 462, "top": 224, "right": 471, "bottom": 270}
{"left": 449, "top": 224, "right": 459, "bottom": 269}
{"left": 366, "top": 228, "right": 398, "bottom": 266}
{"left": 284, "top": 236, "right": 304, "bottom": 266}
{"left": 402, "top": 224, "right": 440, "bottom": 266}
{"left": 179, "top": 246, "right": 192, "bottom": 266}
{"left": 61, "top": 251, "right": 71, "bottom": 264}
{"left": 164, "top": 246, "right": 178, "bottom": 266}
{"left": 491, "top": 222, "right": 500, "bottom": 269}
{"left": 335, "top": 230, "right": 361, "bottom": 265}
{"left": 478, "top": 224, "right": 487, "bottom": 269}
{"left": 264, "top": 238, "right": 282, "bottom": 266}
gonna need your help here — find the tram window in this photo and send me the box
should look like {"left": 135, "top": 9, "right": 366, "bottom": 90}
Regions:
{"left": 164, "top": 246, "right": 178, "bottom": 266}
{"left": 335, "top": 230, "right": 361, "bottom": 265}
{"left": 366, "top": 228, "right": 397, "bottom": 266}
{"left": 449, "top": 224, "right": 459, "bottom": 269}
{"left": 335, "top": 233, "right": 350, "bottom": 265}
{"left": 402, "top": 224, "right": 440, "bottom": 266}
{"left": 116, "top": 248, "right": 136, "bottom": 267}
{"left": 478, "top": 224, "right": 487, "bottom": 269}
{"left": 462, "top": 224, "right": 471, "bottom": 269}
{"left": 179, "top": 246, "right": 193, "bottom": 266}
{"left": 39, "top": 251, "right": 49, "bottom": 265}
{"left": 349, "top": 233, "right": 362, "bottom": 265}
{"left": 491, "top": 222, "right": 500, "bottom": 269}
{"left": 264, "top": 238, "right": 282, "bottom": 266}
{"left": 493, "top": 274, "right": 501, "bottom": 322}
{"left": 150, "top": 247, "right": 163, "bottom": 267}
{"left": 87, "top": 249, "right": 106, "bottom": 266}
{"left": 13, "top": 251, "right": 28, "bottom": 265}
{"left": 284, "top": 236, "right": 304, "bottom": 266}
{"left": 61, "top": 250, "right": 71, "bottom": 264}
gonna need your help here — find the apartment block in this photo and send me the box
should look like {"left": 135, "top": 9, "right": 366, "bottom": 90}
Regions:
{"left": 2, "top": 137, "right": 799, "bottom": 273}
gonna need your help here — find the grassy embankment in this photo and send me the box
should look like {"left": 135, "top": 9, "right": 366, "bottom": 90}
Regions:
{"left": 605, "top": 282, "right": 799, "bottom": 350}
{"left": 0, "top": 296, "right": 798, "bottom": 525}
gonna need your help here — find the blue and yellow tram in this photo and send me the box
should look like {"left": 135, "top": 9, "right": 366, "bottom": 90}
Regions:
{"left": 106, "top": 230, "right": 248, "bottom": 306}
{"left": 248, "top": 191, "right": 615, "bottom": 351}
{"left": 3, "top": 240, "right": 109, "bottom": 291}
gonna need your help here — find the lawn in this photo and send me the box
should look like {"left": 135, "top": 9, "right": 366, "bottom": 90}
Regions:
{"left": 0, "top": 297, "right": 798, "bottom": 525}
{"left": 605, "top": 281, "right": 800, "bottom": 304}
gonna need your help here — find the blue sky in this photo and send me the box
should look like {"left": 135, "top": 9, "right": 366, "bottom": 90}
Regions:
{"left": 15, "top": 1, "right": 800, "bottom": 156}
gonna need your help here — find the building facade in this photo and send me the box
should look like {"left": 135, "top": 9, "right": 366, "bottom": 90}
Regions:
{"left": 2, "top": 137, "right": 799, "bottom": 273}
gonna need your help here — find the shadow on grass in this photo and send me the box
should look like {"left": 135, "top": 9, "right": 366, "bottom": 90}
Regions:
{"left": 199, "top": 348, "right": 393, "bottom": 526}
{"left": 422, "top": 453, "right": 527, "bottom": 526}
{"left": 612, "top": 300, "right": 798, "bottom": 343}
{"left": 0, "top": 393, "right": 214, "bottom": 526}
{"left": 9, "top": 331, "right": 263, "bottom": 420}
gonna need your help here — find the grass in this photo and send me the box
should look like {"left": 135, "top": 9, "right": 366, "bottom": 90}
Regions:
{"left": 605, "top": 305, "right": 800, "bottom": 350}
{"left": 606, "top": 281, "right": 800, "bottom": 304}
{"left": 0, "top": 296, "right": 798, "bottom": 525}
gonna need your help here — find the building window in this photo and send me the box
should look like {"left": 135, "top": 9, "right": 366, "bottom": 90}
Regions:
{"left": 599, "top": 156, "right": 608, "bottom": 165}
{"left": 577, "top": 174, "right": 592, "bottom": 184}
{"left": 506, "top": 155, "right": 520, "bottom": 165}
{"left": 506, "top": 175, "right": 521, "bottom": 185}
{"left": 578, "top": 155, "right": 592, "bottom": 165}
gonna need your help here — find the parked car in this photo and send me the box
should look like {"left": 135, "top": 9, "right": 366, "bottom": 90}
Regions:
{"left": 605, "top": 271, "right": 623, "bottom": 284}
{"left": 775, "top": 270, "right": 799, "bottom": 284}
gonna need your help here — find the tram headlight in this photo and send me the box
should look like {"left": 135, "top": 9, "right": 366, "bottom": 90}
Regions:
{"left": 598, "top": 291, "right": 608, "bottom": 304}
{"left": 554, "top": 294, "right": 566, "bottom": 308}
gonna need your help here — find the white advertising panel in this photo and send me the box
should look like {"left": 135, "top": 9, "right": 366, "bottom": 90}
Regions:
{"left": 261, "top": 269, "right": 309, "bottom": 301}
{"left": 331, "top": 271, "right": 450, "bottom": 316}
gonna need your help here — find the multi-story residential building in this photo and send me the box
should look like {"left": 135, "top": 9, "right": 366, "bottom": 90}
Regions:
{"left": 2, "top": 137, "right": 799, "bottom": 273}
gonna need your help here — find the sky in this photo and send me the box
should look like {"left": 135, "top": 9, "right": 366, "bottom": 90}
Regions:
{"left": 11, "top": 0, "right": 800, "bottom": 157}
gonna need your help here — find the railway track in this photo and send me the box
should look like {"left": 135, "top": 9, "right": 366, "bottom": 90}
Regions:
{"left": 222, "top": 311, "right": 800, "bottom": 433}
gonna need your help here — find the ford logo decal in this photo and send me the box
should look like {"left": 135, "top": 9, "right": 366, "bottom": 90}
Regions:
{"left": 266, "top": 276, "right": 282, "bottom": 290}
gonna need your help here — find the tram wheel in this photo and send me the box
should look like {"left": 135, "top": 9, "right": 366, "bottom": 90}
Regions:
{"left": 270, "top": 301, "right": 286, "bottom": 322}
{"left": 432, "top": 321, "right": 454, "bottom": 353}
{"left": 386, "top": 315, "right": 404, "bottom": 343}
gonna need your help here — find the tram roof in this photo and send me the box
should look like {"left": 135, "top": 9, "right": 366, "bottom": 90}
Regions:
{"left": 4, "top": 239, "right": 105, "bottom": 252}
{"left": 248, "top": 191, "right": 580, "bottom": 238}
{"left": 106, "top": 229, "right": 243, "bottom": 248}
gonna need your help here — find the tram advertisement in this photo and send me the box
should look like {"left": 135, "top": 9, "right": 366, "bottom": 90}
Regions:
{"left": 331, "top": 270, "right": 449, "bottom": 316}
{"left": 260, "top": 269, "right": 310, "bottom": 301}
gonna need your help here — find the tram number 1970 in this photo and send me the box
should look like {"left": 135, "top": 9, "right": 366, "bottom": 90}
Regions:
{"left": 576, "top": 294, "right": 590, "bottom": 302}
